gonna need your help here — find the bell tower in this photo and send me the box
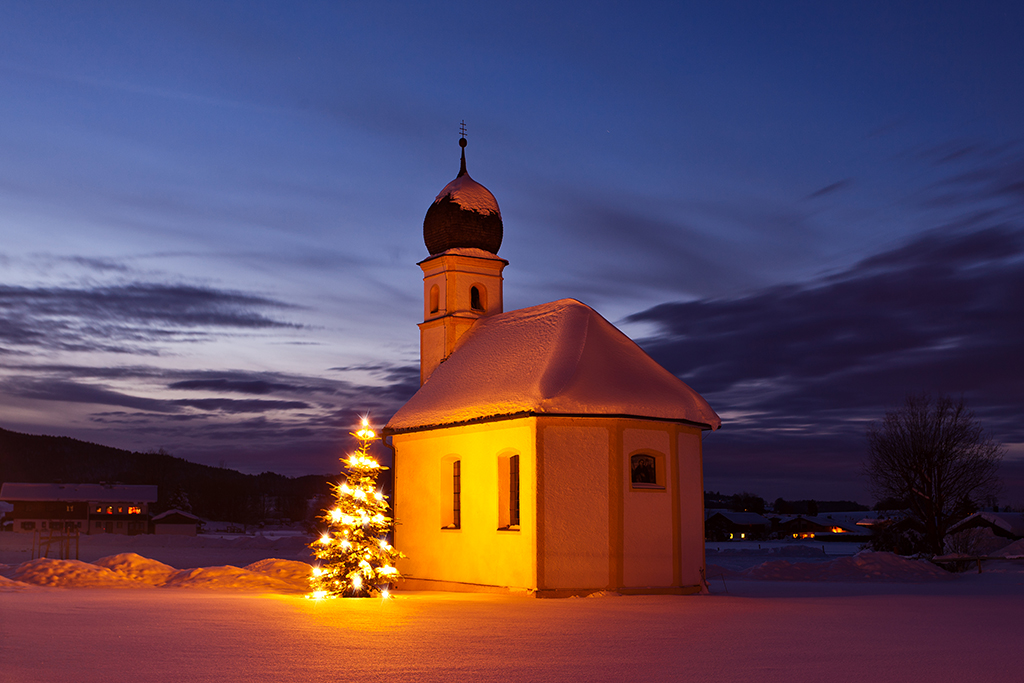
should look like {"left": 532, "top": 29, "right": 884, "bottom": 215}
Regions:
{"left": 418, "top": 133, "right": 507, "bottom": 384}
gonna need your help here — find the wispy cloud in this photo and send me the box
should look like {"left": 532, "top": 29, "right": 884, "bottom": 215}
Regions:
{"left": 0, "top": 282, "right": 301, "bottom": 355}
{"left": 627, "top": 222, "right": 1024, "bottom": 499}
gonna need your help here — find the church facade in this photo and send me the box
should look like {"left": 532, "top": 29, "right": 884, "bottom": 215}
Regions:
{"left": 383, "top": 138, "right": 720, "bottom": 596}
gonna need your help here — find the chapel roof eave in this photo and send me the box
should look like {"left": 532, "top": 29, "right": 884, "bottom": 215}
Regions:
{"left": 381, "top": 410, "right": 720, "bottom": 438}
{"left": 416, "top": 247, "right": 509, "bottom": 267}
{"left": 385, "top": 299, "right": 722, "bottom": 434}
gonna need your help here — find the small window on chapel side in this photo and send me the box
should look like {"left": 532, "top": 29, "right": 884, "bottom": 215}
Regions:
{"left": 630, "top": 453, "right": 663, "bottom": 489}
{"left": 470, "top": 286, "right": 484, "bottom": 311}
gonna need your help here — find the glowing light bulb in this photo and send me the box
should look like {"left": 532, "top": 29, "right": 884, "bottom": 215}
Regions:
{"left": 374, "top": 492, "right": 384, "bottom": 501}
{"left": 352, "top": 575, "right": 363, "bottom": 589}
{"left": 330, "top": 508, "right": 342, "bottom": 522}
{"left": 312, "top": 567, "right": 324, "bottom": 576}
{"left": 381, "top": 589, "right": 391, "bottom": 600}
{"left": 311, "top": 590, "right": 328, "bottom": 600}
{"left": 320, "top": 534, "right": 331, "bottom": 545}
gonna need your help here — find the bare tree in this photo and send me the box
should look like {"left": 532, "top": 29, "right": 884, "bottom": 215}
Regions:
{"left": 866, "top": 394, "right": 1002, "bottom": 556}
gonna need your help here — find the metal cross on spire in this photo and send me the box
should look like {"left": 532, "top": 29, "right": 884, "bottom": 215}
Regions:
{"left": 459, "top": 120, "right": 467, "bottom": 140}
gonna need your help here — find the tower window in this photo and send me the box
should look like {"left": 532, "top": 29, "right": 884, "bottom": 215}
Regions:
{"left": 470, "top": 286, "right": 484, "bottom": 311}
{"left": 429, "top": 285, "right": 440, "bottom": 314}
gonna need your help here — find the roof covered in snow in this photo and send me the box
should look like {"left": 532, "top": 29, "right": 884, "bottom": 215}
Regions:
{"left": 0, "top": 483, "right": 158, "bottom": 503}
{"left": 949, "top": 512, "right": 1024, "bottom": 538}
{"left": 706, "top": 512, "right": 771, "bottom": 526}
{"left": 152, "top": 509, "right": 201, "bottom": 523}
{"left": 385, "top": 299, "right": 721, "bottom": 434}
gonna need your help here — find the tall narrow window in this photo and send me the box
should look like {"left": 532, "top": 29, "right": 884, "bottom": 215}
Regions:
{"left": 429, "top": 284, "right": 440, "bottom": 314}
{"left": 452, "top": 460, "right": 461, "bottom": 529}
{"left": 509, "top": 454, "right": 520, "bottom": 527}
{"left": 470, "top": 286, "right": 483, "bottom": 311}
{"left": 498, "top": 452, "right": 520, "bottom": 530}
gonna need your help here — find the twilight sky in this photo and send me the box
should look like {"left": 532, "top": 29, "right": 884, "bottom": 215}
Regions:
{"left": 1, "top": 1, "right": 1022, "bottom": 505}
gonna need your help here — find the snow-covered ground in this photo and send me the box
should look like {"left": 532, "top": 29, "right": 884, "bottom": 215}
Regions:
{"left": 1, "top": 534, "right": 1022, "bottom": 682}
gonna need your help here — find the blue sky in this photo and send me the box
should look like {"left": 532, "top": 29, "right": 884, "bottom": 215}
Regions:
{"left": 1, "top": 1, "right": 1022, "bottom": 504}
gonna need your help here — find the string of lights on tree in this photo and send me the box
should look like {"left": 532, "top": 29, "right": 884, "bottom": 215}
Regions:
{"left": 308, "top": 418, "right": 403, "bottom": 599}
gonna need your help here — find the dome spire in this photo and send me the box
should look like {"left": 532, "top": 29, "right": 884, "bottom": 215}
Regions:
{"left": 422, "top": 123, "right": 503, "bottom": 255}
{"left": 458, "top": 120, "right": 468, "bottom": 178}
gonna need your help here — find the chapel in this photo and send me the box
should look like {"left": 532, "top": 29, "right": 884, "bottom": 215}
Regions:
{"left": 382, "top": 136, "right": 720, "bottom": 596}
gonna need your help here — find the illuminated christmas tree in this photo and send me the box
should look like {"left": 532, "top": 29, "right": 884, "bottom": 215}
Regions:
{"left": 308, "top": 418, "right": 403, "bottom": 598}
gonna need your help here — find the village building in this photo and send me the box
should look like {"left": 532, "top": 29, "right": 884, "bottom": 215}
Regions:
{"left": 0, "top": 482, "right": 158, "bottom": 535}
{"left": 383, "top": 138, "right": 720, "bottom": 597}
{"left": 705, "top": 511, "right": 772, "bottom": 541}
{"left": 948, "top": 511, "right": 1024, "bottom": 542}
{"left": 151, "top": 509, "right": 203, "bottom": 536}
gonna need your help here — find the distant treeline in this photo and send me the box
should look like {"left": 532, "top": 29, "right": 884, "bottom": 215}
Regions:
{"left": 0, "top": 427, "right": 370, "bottom": 526}
{"left": 704, "top": 490, "right": 869, "bottom": 515}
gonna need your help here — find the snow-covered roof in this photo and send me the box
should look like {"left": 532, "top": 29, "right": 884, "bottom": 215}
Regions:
{"left": 949, "top": 512, "right": 1024, "bottom": 538}
{"left": 152, "top": 509, "right": 201, "bottom": 523}
{"left": 707, "top": 512, "right": 771, "bottom": 526}
{"left": 433, "top": 173, "right": 501, "bottom": 215}
{"left": 385, "top": 299, "right": 721, "bottom": 433}
{"left": 0, "top": 483, "right": 158, "bottom": 503}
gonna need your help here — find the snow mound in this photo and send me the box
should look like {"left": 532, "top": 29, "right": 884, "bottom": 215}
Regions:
{"left": 709, "top": 544, "right": 827, "bottom": 558}
{"left": 92, "top": 553, "right": 179, "bottom": 586}
{"left": 991, "top": 539, "right": 1024, "bottom": 559}
{"left": 244, "top": 558, "right": 313, "bottom": 583}
{"left": 161, "top": 565, "right": 307, "bottom": 593}
{"left": 0, "top": 574, "right": 34, "bottom": 591}
{"left": 743, "top": 551, "right": 952, "bottom": 582}
{"left": 13, "top": 558, "right": 146, "bottom": 588}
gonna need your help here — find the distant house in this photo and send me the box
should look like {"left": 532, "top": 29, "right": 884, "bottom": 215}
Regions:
{"left": 151, "top": 509, "right": 202, "bottom": 536}
{"left": 948, "top": 512, "right": 1024, "bottom": 541}
{"left": 0, "top": 483, "right": 158, "bottom": 535}
{"left": 773, "top": 514, "right": 869, "bottom": 540}
{"left": 705, "top": 512, "right": 771, "bottom": 541}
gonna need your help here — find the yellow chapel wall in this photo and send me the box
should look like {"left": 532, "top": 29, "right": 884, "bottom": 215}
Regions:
{"left": 391, "top": 418, "right": 537, "bottom": 590}
{"left": 676, "top": 427, "right": 706, "bottom": 588}
{"left": 538, "top": 417, "right": 705, "bottom": 594}
{"left": 621, "top": 427, "right": 675, "bottom": 588}
{"left": 537, "top": 420, "right": 612, "bottom": 591}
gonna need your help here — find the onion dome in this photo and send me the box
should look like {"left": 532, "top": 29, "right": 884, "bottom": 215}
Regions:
{"left": 423, "top": 138, "right": 503, "bottom": 255}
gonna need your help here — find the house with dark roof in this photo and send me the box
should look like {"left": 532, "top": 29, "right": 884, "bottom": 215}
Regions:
{"left": 0, "top": 483, "right": 158, "bottom": 535}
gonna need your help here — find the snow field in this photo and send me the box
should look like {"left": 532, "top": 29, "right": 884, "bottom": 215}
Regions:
{"left": 1, "top": 536, "right": 1022, "bottom": 682}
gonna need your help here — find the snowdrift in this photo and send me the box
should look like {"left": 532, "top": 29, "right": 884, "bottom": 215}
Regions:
{"left": 708, "top": 550, "right": 953, "bottom": 582}
{"left": 4, "top": 552, "right": 313, "bottom": 593}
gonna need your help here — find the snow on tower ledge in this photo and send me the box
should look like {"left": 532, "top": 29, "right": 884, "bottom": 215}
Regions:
{"left": 385, "top": 299, "right": 721, "bottom": 433}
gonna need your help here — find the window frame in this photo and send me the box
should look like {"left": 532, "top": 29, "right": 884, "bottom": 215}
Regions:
{"left": 628, "top": 451, "right": 666, "bottom": 491}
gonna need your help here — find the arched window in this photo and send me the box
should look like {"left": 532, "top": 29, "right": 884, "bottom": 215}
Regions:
{"left": 470, "top": 285, "right": 484, "bottom": 311}
{"left": 429, "top": 285, "right": 440, "bottom": 314}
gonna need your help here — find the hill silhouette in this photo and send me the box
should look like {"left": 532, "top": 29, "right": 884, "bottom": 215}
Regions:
{"left": 0, "top": 427, "right": 337, "bottom": 525}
